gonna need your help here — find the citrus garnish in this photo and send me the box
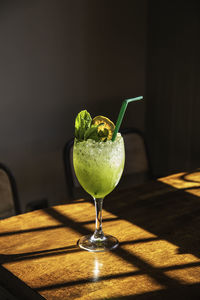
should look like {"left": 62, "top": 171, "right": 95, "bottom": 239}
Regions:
{"left": 92, "top": 116, "right": 115, "bottom": 140}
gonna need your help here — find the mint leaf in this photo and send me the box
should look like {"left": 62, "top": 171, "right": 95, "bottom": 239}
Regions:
{"left": 75, "top": 110, "right": 92, "bottom": 140}
{"left": 84, "top": 124, "right": 105, "bottom": 141}
{"left": 84, "top": 123, "right": 109, "bottom": 141}
{"left": 84, "top": 125, "right": 98, "bottom": 141}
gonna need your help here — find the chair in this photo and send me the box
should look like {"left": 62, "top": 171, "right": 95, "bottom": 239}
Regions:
{"left": 118, "top": 128, "right": 153, "bottom": 190}
{"left": 0, "top": 163, "right": 21, "bottom": 219}
{"left": 63, "top": 128, "right": 152, "bottom": 200}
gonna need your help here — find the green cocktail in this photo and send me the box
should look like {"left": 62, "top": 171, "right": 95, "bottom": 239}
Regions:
{"left": 73, "top": 134, "right": 124, "bottom": 199}
{"left": 73, "top": 110, "right": 125, "bottom": 252}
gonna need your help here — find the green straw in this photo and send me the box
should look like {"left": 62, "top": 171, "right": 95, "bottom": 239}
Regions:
{"left": 112, "top": 96, "right": 143, "bottom": 141}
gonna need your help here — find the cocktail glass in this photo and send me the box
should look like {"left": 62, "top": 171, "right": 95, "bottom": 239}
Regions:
{"left": 73, "top": 133, "right": 125, "bottom": 252}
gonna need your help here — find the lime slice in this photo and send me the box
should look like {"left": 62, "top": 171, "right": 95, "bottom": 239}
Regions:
{"left": 92, "top": 116, "right": 115, "bottom": 140}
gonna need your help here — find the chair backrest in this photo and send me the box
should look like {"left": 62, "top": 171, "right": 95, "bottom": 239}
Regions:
{"left": 119, "top": 128, "right": 152, "bottom": 189}
{"left": 0, "top": 163, "right": 20, "bottom": 219}
{"left": 63, "top": 128, "right": 152, "bottom": 199}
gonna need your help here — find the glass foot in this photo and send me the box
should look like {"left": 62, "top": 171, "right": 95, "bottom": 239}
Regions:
{"left": 77, "top": 234, "right": 119, "bottom": 252}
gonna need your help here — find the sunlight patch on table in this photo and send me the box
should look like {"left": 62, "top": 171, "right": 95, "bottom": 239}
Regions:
{"left": 40, "top": 274, "right": 163, "bottom": 300}
{"left": 122, "top": 239, "right": 199, "bottom": 268}
{"left": 184, "top": 188, "right": 200, "bottom": 197}
{"left": 53, "top": 202, "right": 96, "bottom": 223}
{"left": 158, "top": 171, "right": 200, "bottom": 192}
{"left": 165, "top": 266, "right": 200, "bottom": 284}
{"left": 3, "top": 246, "right": 139, "bottom": 293}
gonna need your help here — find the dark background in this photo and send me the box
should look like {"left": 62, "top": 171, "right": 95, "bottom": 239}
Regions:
{"left": 146, "top": 0, "right": 200, "bottom": 177}
{"left": 0, "top": 0, "right": 199, "bottom": 210}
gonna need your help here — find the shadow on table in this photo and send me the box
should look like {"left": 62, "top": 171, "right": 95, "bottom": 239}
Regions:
{"left": 0, "top": 265, "right": 44, "bottom": 300}
{"left": 108, "top": 282, "right": 200, "bottom": 299}
{"left": 33, "top": 171, "right": 200, "bottom": 298}
{"left": 0, "top": 245, "right": 80, "bottom": 264}
{"left": 106, "top": 170, "right": 200, "bottom": 259}
{"left": 1, "top": 170, "right": 200, "bottom": 299}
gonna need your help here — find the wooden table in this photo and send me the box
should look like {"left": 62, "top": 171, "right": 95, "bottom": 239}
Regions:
{"left": 1, "top": 170, "right": 200, "bottom": 299}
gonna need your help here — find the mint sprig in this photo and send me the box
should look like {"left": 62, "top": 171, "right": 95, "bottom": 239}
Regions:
{"left": 75, "top": 110, "right": 109, "bottom": 142}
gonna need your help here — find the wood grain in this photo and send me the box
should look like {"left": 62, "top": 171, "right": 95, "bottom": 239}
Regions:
{"left": 1, "top": 171, "right": 200, "bottom": 299}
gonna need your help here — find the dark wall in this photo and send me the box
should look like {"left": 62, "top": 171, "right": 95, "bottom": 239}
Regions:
{"left": 146, "top": 0, "right": 200, "bottom": 176}
{"left": 0, "top": 1, "right": 147, "bottom": 209}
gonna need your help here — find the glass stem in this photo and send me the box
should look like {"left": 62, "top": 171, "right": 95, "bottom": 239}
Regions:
{"left": 93, "top": 198, "right": 104, "bottom": 240}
